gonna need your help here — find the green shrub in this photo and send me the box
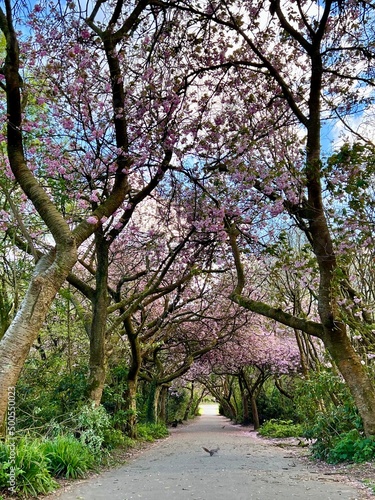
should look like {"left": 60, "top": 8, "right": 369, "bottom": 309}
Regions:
{"left": 137, "top": 423, "right": 169, "bottom": 441}
{"left": 0, "top": 441, "right": 16, "bottom": 490}
{"left": 318, "top": 429, "right": 375, "bottom": 464}
{"left": 257, "top": 378, "right": 297, "bottom": 422}
{"left": 166, "top": 387, "right": 189, "bottom": 422}
{"left": 102, "top": 428, "right": 127, "bottom": 450}
{"left": 101, "top": 364, "right": 129, "bottom": 416}
{"left": 294, "top": 369, "right": 365, "bottom": 461}
{"left": 258, "top": 419, "right": 304, "bottom": 438}
{"left": 352, "top": 437, "right": 375, "bottom": 462}
{"left": 294, "top": 371, "right": 362, "bottom": 437}
{"left": 75, "top": 403, "right": 112, "bottom": 454}
{"left": 16, "top": 355, "right": 88, "bottom": 433}
{"left": 42, "top": 436, "right": 95, "bottom": 478}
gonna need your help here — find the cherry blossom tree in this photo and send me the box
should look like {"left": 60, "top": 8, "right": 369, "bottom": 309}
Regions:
{"left": 2, "top": 0, "right": 375, "bottom": 441}
{"left": 160, "top": 0, "right": 375, "bottom": 437}
{"left": 0, "top": 0, "right": 189, "bottom": 435}
{"left": 137, "top": 280, "right": 246, "bottom": 424}
{"left": 77, "top": 215, "right": 226, "bottom": 433}
{"left": 191, "top": 315, "right": 301, "bottom": 427}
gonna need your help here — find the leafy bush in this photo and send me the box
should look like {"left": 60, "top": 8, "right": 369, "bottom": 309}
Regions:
{"left": 120, "top": 435, "right": 137, "bottom": 449}
{"left": 42, "top": 436, "right": 95, "bottom": 478}
{"left": 293, "top": 369, "right": 375, "bottom": 464}
{"left": 16, "top": 342, "right": 88, "bottom": 433}
{"left": 166, "top": 387, "right": 189, "bottom": 422}
{"left": 102, "top": 428, "right": 127, "bottom": 450}
{"left": 0, "top": 441, "right": 17, "bottom": 491}
{"left": 137, "top": 423, "right": 169, "bottom": 441}
{"left": 101, "top": 364, "right": 129, "bottom": 416}
{"left": 0, "top": 435, "right": 99, "bottom": 497}
{"left": 257, "top": 378, "right": 296, "bottom": 422}
{"left": 315, "top": 429, "right": 375, "bottom": 464}
{"left": 74, "top": 403, "right": 112, "bottom": 453}
{"left": 294, "top": 371, "right": 361, "bottom": 435}
{"left": 258, "top": 419, "right": 304, "bottom": 438}
{"left": 294, "top": 369, "right": 364, "bottom": 460}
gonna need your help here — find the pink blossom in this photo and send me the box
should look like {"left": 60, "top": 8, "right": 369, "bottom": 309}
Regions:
{"left": 90, "top": 191, "right": 100, "bottom": 203}
{"left": 87, "top": 216, "right": 98, "bottom": 225}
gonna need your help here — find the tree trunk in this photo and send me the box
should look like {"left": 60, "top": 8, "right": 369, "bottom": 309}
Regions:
{"left": 0, "top": 278, "right": 12, "bottom": 341}
{"left": 238, "top": 375, "right": 250, "bottom": 425}
{"left": 0, "top": 250, "right": 76, "bottom": 436}
{"left": 221, "top": 396, "right": 237, "bottom": 421}
{"left": 242, "top": 392, "right": 251, "bottom": 426}
{"left": 158, "top": 385, "right": 168, "bottom": 424}
{"left": 183, "top": 383, "right": 195, "bottom": 421}
{"left": 123, "top": 317, "right": 142, "bottom": 437}
{"left": 323, "top": 327, "right": 375, "bottom": 437}
{"left": 87, "top": 229, "right": 109, "bottom": 406}
{"left": 124, "top": 378, "right": 138, "bottom": 438}
{"left": 191, "top": 388, "right": 207, "bottom": 418}
{"left": 294, "top": 330, "right": 319, "bottom": 376}
{"left": 148, "top": 384, "right": 162, "bottom": 424}
{"left": 250, "top": 395, "right": 260, "bottom": 430}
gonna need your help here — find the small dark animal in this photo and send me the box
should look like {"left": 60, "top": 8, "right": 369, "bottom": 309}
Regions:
{"left": 171, "top": 419, "right": 183, "bottom": 428}
{"left": 202, "top": 446, "right": 220, "bottom": 456}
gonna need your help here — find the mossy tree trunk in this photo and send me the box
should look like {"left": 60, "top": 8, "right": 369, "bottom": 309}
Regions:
{"left": 123, "top": 317, "right": 142, "bottom": 438}
{"left": 87, "top": 228, "right": 110, "bottom": 406}
{"left": 158, "top": 385, "right": 168, "bottom": 424}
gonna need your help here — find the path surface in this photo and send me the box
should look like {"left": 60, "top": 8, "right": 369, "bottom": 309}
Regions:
{"left": 52, "top": 414, "right": 367, "bottom": 500}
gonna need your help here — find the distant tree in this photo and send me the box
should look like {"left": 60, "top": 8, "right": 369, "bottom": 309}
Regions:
{"left": 193, "top": 316, "right": 301, "bottom": 427}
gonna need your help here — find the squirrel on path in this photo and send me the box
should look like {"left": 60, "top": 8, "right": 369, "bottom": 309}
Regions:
{"left": 202, "top": 447, "right": 220, "bottom": 456}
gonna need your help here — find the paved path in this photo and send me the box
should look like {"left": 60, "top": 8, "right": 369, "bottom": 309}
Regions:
{"left": 53, "top": 414, "right": 366, "bottom": 500}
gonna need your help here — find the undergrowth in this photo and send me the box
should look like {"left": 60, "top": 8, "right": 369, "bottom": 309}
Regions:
{"left": 311, "top": 429, "right": 375, "bottom": 464}
{"left": 258, "top": 419, "right": 304, "bottom": 438}
{"left": 0, "top": 404, "right": 169, "bottom": 498}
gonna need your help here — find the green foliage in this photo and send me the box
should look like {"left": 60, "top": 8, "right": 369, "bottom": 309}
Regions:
{"left": 102, "top": 428, "right": 127, "bottom": 450}
{"left": 13, "top": 295, "right": 90, "bottom": 433}
{"left": 145, "top": 382, "right": 157, "bottom": 424}
{"left": 74, "top": 403, "right": 112, "bottom": 454}
{"left": 16, "top": 348, "right": 88, "bottom": 433}
{"left": 42, "top": 436, "right": 95, "bottom": 478}
{"left": 101, "top": 363, "right": 129, "bottom": 415}
{"left": 0, "top": 423, "right": 139, "bottom": 497}
{"left": 304, "top": 401, "right": 362, "bottom": 449}
{"left": 325, "top": 143, "right": 375, "bottom": 215}
{"left": 166, "top": 387, "right": 190, "bottom": 422}
{"left": 258, "top": 419, "right": 304, "bottom": 438}
{"left": 111, "top": 409, "right": 136, "bottom": 431}
{"left": 319, "top": 429, "right": 375, "bottom": 464}
{"left": 295, "top": 370, "right": 361, "bottom": 434}
{"left": 293, "top": 369, "right": 371, "bottom": 463}
{"left": 53, "top": 369, "right": 88, "bottom": 412}
{"left": 137, "top": 423, "right": 169, "bottom": 441}
{"left": 257, "top": 378, "right": 296, "bottom": 422}
{"left": 0, "top": 439, "right": 58, "bottom": 497}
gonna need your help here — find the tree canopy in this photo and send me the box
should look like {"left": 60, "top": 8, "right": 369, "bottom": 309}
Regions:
{"left": 0, "top": 0, "right": 375, "bottom": 448}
